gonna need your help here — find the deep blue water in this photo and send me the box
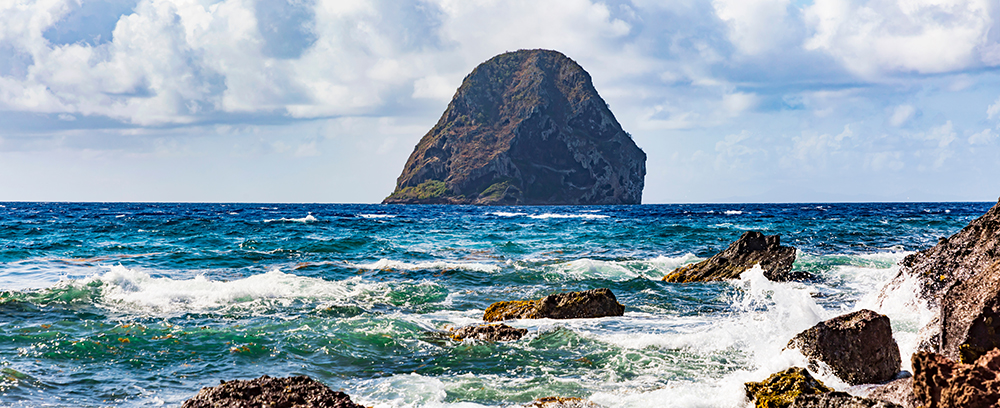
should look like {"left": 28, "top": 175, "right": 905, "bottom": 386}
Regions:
{"left": 0, "top": 202, "right": 992, "bottom": 407}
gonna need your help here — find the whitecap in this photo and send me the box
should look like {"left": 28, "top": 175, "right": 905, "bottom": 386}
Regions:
{"left": 348, "top": 259, "right": 500, "bottom": 273}
{"left": 528, "top": 213, "right": 609, "bottom": 220}
{"left": 529, "top": 254, "right": 700, "bottom": 281}
{"left": 264, "top": 214, "right": 318, "bottom": 223}
{"left": 487, "top": 211, "right": 527, "bottom": 217}
{"left": 724, "top": 210, "right": 742, "bottom": 215}
{"left": 359, "top": 214, "right": 396, "bottom": 219}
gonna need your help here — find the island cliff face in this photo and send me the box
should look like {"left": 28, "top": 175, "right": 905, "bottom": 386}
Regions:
{"left": 383, "top": 49, "right": 646, "bottom": 205}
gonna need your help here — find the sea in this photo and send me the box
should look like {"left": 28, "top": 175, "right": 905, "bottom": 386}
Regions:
{"left": 0, "top": 201, "right": 993, "bottom": 407}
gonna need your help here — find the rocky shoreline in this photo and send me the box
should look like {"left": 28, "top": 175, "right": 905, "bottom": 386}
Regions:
{"left": 183, "top": 199, "right": 1000, "bottom": 408}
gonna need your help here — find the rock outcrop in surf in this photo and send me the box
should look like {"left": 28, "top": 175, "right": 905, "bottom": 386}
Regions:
{"left": 483, "top": 288, "right": 625, "bottom": 322}
{"left": 745, "top": 367, "right": 833, "bottom": 408}
{"left": 876, "top": 199, "right": 1000, "bottom": 356}
{"left": 182, "top": 375, "right": 364, "bottom": 408}
{"left": 451, "top": 323, "right": 527, "bottom": 342}
{"left": 786, "top": 309, "right": 901, "bottom": 385}
{"left": 662, "top": 231, "right": 802, "bottom": 282}
{"left": 383, "top": 49, "right": 646, "bottom": 205}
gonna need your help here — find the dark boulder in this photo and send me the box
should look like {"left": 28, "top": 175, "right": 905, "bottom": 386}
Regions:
{"left": 182, "top": 375, "right": 363, "bottom": 408}
{"left": 662, "top": 231, "right": 803, "bottom": 282}
{"left": 383, "top": 49, "right": 645, "bottom": 205}
{"left": 912, "top": 349, "right": 1000, "bottom": 408}
{"left": 865, "top": 377, "right": 917, "bottom": 408}
{"left": 786, "top": 309, "right": 901, "bottom": 385}
{"left": 452, "top": 323, "right": 528, "bottom": 342}
{"left": 745, "top": 367, "right": 833, "bottom": 408}
{"left": 790, "top": 392, "right": 902, "bottom": 408}
{"left": 876, "top": 200, "right": 1000, "bottom": 353}
{"left": 483, "top": 288, "right": 625, "bottom": 322}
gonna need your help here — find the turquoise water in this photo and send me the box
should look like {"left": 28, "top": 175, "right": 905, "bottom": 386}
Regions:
{"left": 0, "top": 202, "right": 990, "bottom": 407}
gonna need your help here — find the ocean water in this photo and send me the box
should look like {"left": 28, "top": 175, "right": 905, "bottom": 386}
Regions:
{"left": 0, "top": 202, "right": 992, "bottom": 407}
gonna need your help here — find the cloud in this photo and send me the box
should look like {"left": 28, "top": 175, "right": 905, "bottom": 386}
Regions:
{"left": 803, "top": 0, "right": 997, "bottom": 78}
{"left": 888, "top": 105, "right": 916, "bottom": 127}
{"left": 988, "top": 96, "right": 1000, "bottom": 120}
{"left": 713, "top": 0, "right": 795, "bottom": 55}
{"left": 969, "top": 128, "right": 997, "bottom": 145}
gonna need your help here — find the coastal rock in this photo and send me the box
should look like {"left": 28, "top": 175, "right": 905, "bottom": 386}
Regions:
{"left": 483, "top": 288, "right": 625, "bottom": 322}
{"left": 786, "top": 309, "right": 901, "bottom": 385}
{"left": 745, "top": 367, "right": 833, "bottom": 408}
{"left": 790, "top": 392, "right": 902, "bottom": 408}
{"left": 941, "top": 261, "right": 1000, "bottom": 363}
{"left": 524, "top": 396, "right": 602, "bottom": 408}
{"left": 662, "top": 231, "right": 802, "bottom": 282}
{"left": 876, "top": 200, "right": 1000, "bottom": 353}
{"left": 865, "top": 377, "right": 917, "bottom": 408}
{"left": 181, "top": 375, "right": 363, "bottom": 408}
{"left": 383, "top": 49, "right": 646, "bottom": 205}
{"left": 452, "top": 323, "right": 528, "bottom": 342}
{"left": 912, "top": 349, "right": 1000, "bottom": 408}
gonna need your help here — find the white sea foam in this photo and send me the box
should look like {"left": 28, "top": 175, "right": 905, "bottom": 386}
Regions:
{"left": 532, "top": 254, "right": 700, "bottom": 281}
{"left": 348, "top": 259, "right": 500, "bottom": 273}
{"left": 488, "top": 211, "right": 527, "bottom": 217}
{"left": 724, "top": 210, "right": 742, "bottom": 215}
{"left": 359, "top": 214, "right": 396, "bottom": 219}
{"left": 264, "top": 214, "right": 318, "bottom": 223}
{"left": 528, "top": 213, "right": 610, "bottom": 220}
{"left": 61, "top": 265, "right": 447, "bottom": 316}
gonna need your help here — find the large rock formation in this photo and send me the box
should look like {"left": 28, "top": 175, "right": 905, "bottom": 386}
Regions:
{"left": 383, "top": 49, "right": 646, "bottom": 205}
{"left": 745, "top": 367, "right": 833, "bottom": 408}
{"left": 662, "top": 231, "right": 802, "bottom": 282}
{"left": 483, "top": 288, "right": 625, "bottom": 322}
{"left": 911, "top": 349, "right": 1000, "bottom": 408}
{"left": 941, "top": 261, "right": 1000, "bottom": 363}
{"left": 182, "top": 375, "right": 364, "bottom": 408}
{"left": 786, "top": 309, "right": 901, "bottom": 385}
{"left": 876, "top": 199, "right": 1000, "bottom": 354}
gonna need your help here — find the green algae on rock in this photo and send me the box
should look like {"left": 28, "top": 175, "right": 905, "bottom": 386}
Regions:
{"left": 483, "top": 288, "right": 625, "bottom": 322}
{"left": 745, "top": 367, "right": 833, "bottom": 408}
{"left": 383, "top": 49, "right": 645, "bottom": 205}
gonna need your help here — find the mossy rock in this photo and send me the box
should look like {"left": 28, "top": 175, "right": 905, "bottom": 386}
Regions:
{"left": 483, "top": 288, "right": 625, "bottom": 322}
{"left": 745, "top": 367, "right": 832, "bottom": 408}
{"left": 384, "top": 179, "right": 448, "bottom": 202}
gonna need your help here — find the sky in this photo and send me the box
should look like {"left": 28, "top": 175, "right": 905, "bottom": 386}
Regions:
{"left": 1, "top": 0, "right": 999, "bottom": 203}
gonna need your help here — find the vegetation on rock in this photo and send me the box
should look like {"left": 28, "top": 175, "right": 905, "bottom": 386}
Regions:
{"left": 745, "top": 367, "right": 833, "bottom": 408}
{"left": 483, "top": 288, "right": 625, "bottom": 322}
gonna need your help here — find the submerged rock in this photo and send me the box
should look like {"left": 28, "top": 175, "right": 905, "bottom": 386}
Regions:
{"left": 876, "top": 200, "right": 1000, "bottom": 353}
{"left": 786, "top": 309, "right": 901, "bottom": 385}
{"left": 451, "top": 323, "right": 528, "bottom": 342}
{"left": 524, "top": 396, "right": 602, "bottom": 408}
{"left": 745, "top": 367, "right": 833, "bottom": 408}
{"left": 662, "top": 231, "right": 802, "bottom": 282}
{"left": 182, "top": 375, "right": 364, "bottom": 408}
{"left": 483, "top": 288, "right": 625, "bottom": 322}
{"left": 383, "top": 49, "right": 646, "bottom": 205}
{"left": 790, "top": 391, "right": 902, "bottom": 408}
{"left": 912, "top": 349, "right": 1000, "bottom": 408}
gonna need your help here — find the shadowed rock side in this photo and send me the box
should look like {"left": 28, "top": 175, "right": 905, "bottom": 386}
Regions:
{"left": 383, "top": 49, "right": 646, "bottom": 205}
{"left": 876, "top": 199, "right": 1000, "bottom": 353}
{"left": 483, "top": 288, "right": 625, "bottom": 322}
{"left": 786, "top": 309, "right": 901, "bottom": 385}
{"left": 662, "top": 231, "right": 802, "bottom": 282}
{"left": 451, "top": 323, "right": 527, "bottom": 342}
{"left": 790, "top": 392, "right": 902, "bottom": 408}
{"left": 182, "top": 375, "right": 364, "bottom": 408}
{"left": 745, "top": 367, "right": 832, "bottom": 408}
{"left": 912, "top": 349, "right": 1000, "bottom": 408}
{"left": 941, "top": 261, "right": 1000, "bottom": 363}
